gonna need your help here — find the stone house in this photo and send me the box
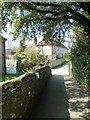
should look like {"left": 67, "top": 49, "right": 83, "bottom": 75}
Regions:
{"left": 36, "top": 40, "right": 68, "bottom": 60}
{"left": 5, "top": 48, "right": 12, "bottom": 59}
{"left": 0, "top": 35, "right": 6, "bottom": 75}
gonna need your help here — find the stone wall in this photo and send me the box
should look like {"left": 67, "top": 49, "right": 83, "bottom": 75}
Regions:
{"left": 49, "top": 58, "right": 66, "bottom": 68}
{"left": 0, "top": 66, "right": 51, "bottom": 118}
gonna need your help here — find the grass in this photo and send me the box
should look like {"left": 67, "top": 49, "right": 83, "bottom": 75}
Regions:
{"left": 0, "top": 73, "right": 22, "bottom": 82}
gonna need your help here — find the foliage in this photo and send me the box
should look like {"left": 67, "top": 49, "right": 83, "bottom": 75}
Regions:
{"left": 65, "top": 53, "right": 71, "bottom": 63}
{"left": 71, "top": 55, "right": 90, "bottom": 87}
{"left": 1, "top": 74, "right": 21, "bottom": 82}
{"left": 72, "top": 25, "right": 90, "bottom": 56}
{"left": 15, "top": 48, "right": 49, "bottom": 73}
{"left": 70, "top": 24, "right": 90, "bottom": 87}
{"left": 65, "top": 53, "right": 71, "bottom": 75}
{"left": 18, "top": 38, "right": 25, "bottom": 52}
{"left": 3, "top": 2, "right": 90, "bottom": 42}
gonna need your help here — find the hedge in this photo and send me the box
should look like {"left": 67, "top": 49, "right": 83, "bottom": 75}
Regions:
{"left": 71, "top": 55, "right": 90, "bottom": 88}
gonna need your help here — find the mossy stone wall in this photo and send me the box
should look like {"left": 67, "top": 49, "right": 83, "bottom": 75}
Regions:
{"left": 1, "top": 66, "right": 51, "bottom": 118}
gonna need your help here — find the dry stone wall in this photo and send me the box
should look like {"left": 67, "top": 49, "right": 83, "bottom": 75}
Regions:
{"left": 0, "top": 66, "right": 51, "bottom": 118}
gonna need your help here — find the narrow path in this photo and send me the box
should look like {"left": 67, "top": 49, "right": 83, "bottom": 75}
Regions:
{"left": 31, "top": 64, "right": 90, "bottom": 119}
{"left": 31, "top": 66, "right": 70, "bottom": 118}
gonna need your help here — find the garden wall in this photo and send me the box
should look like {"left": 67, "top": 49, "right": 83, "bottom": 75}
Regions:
{"left": 49, "top": 58, "right": 66, "bottom": 68}
{"left": 0, "top": 66, "right": 51, "bottom": 118}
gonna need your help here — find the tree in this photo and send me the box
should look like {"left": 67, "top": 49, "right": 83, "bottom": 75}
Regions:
{"left": 30, "top": 2, "right": 90, "bottom": 35}
{"left": 71, "top": 24, "right": 90, "bottom": 58}
{"left": 1, "top": 1, "right": 90, "bottom": 42}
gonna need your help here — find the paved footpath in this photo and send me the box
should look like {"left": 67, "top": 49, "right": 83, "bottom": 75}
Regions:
{"left": 31, "top": 64, "right": 90, "bottom": 119}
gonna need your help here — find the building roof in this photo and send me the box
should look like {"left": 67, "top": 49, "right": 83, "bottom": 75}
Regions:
{"left": 26, "top": 44, "right": 36, "bottom": 48}
{"left": 60, "top": 43, "right": 68, "bottom": 50}
{"left": 36, "top": 40, "right": 68, "bottom": 50}
{"left": 0, "top": 34, "right": 7, "bottom": 41}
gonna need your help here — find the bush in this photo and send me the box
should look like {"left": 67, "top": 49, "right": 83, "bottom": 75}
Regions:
{"left": 15, "top": 48, "right": 49, "bottom": 73}
{"left": 71, "top": 55, "right": 90, "bottom": 87}
{"left": 70, "top": 25, "right": 90, "bottom": 88}
{"left": 65, "top": 53, "right": 71, "bottom": 63}
{"left": 1, "top": 74, "right": 21, "bottom": 82}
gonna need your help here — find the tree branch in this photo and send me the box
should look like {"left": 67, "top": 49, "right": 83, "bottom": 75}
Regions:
{"left": 32, "top": 2, "right": 60, "bottom": 7}
{"left": 42, "top": 15, "right": 74, "bottom": 21}
{"left": 78, "top": 2, "right": 90, "bottom": 14}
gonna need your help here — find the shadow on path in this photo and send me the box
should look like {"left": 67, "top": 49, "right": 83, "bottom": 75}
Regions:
{"left": 64, "top": 76, "right": 90, "bottom": 120}
{"left": 31, "top": 75, "right": 70, "bottom": 118}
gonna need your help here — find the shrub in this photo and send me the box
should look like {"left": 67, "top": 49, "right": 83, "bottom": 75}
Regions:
{"left": 71, "top": 55, "right": 90, "bottom": 87}
{"left": 15, "top": 48, "right": 49, "bottom": 73}
{"left": 70, "top": 25, "right": 90, "bottom": 88}
{"left": 65, "top": 53, "right": 71, "bottom": 75}
{"left": 65, "top": 53, "right": 71, "bottom": 63}
{"left": 1, "top": 74, "right": 21, "bottom": 82}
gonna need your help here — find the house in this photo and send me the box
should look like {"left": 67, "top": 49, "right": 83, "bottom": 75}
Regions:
{"left": 36, "top": 40, "right": 68, "bottom": 60}
{"left": 26, "top": 44, "right": 36, "bottom": 51}
{"left": 0, "top": 35, "right": 6, "bottom": 75}
{"left": 5, "top": 48, "right": 12, "bottom": 59}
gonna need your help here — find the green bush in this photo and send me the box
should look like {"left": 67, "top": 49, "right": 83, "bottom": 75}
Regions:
{"left": 15, "top": 48, "right": 49, "bottom": 73}
{"left": 71, "top": 55, "right": 90, "bottom": 87}
{"left": 65, "top": 53, "right": 71, "bottom": 63}
{"left": 1, "top": 74, "right": 21, "bottom": 82}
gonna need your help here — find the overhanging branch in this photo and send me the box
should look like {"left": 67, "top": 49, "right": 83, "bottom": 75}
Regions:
{"left": 32, "top": 2, "right": 60, "bottom": 7}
